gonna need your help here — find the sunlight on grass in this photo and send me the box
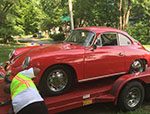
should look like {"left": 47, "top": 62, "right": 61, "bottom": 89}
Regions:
{"left": 144, "top": 45, "right": 150, "bottom": 51}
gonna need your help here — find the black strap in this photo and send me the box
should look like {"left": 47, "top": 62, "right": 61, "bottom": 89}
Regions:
{"left": 4, "top": 75, "right": 11, "bottom": 84}
{"left": 0, "top": 100, "right": 11, "bottom": 107}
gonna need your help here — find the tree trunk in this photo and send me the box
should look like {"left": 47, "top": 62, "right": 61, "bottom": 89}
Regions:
{"left": 123, "top": 0, "right": 132, "bottom": 29}
{"left": 119, "top": 0, "right": 132, "bottom": 30}
{"left": 119, "top": 0, "right": 123, "bottom": 30}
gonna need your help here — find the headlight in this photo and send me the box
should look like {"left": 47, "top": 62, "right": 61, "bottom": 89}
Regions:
{"left": 9, "top": 50, "right": 15, "bottom": 59}
{"left": 22, "top": 57, "right": 30, "bottom": 69}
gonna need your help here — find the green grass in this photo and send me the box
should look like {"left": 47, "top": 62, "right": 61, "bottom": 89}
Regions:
{"left": 144, "top": 45, "right": 150, "bottom": 51}
{"left": 0, "top": 44, "right": 24, "bottom": 63}
{"left": 117, "top": 107, "right": 150, "bottom": 114}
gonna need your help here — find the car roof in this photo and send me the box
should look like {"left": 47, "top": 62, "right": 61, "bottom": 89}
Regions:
{"left": 75, "top": 26, "right": 128, "bottom": 35}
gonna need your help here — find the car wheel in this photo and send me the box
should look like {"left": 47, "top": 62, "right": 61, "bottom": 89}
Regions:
{"left": 129, "top": 60, "right": 145, "bottom": 74}
{"left": 118, "top": 81, "right": 144, "bottom": 111}
{"left": 39, "top": 65, "right": 73, "bottom": 96}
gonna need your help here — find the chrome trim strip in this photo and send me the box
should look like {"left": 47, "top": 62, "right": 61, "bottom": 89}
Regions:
{"left": 79, "top": 72, "right": 126, "bottom": 82}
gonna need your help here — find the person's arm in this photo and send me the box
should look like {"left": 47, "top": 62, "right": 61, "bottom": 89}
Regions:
{"left": 3, "top": 83, "right": 10, "bottom": 94}
{"left": 19, "top": 68, "right": 35, "bottom": 79}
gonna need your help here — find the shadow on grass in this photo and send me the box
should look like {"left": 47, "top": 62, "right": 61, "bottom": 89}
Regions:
{"left": 60, "top": 102, "right": 150, "bottom": 114}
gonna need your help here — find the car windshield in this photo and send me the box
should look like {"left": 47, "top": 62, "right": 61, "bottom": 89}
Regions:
{"left": 65, "top": 30, "right": 95, "bottom": 46}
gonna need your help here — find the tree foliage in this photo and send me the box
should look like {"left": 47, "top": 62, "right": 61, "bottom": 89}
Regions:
{"left": 0, "top": 0, "right": 44, "bottom": 43}
{"left": 40, "top": 0, "right": 68, "bottom": 30}
{"left": 11, "top": 0, "right": 44, "bottom": 34}
{"left": 0, "top": 0, "right": 18, "bottom": 43}
{"left": 0, "top": 0, "right": 149, "bottom": 44}
{"left": 126, "top": 0, "right": 150, "bottom": 44}
{"left": 74, "top": 0, "right": 119, "bottom": 27}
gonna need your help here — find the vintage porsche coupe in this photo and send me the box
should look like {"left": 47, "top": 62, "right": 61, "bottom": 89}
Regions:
{"left": 6, "top": 27, "right": 150, "bottom": 95}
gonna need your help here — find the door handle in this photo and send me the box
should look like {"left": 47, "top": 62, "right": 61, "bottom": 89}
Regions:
{"left": 119, "top": 53, "right": 124, "bottom": 56}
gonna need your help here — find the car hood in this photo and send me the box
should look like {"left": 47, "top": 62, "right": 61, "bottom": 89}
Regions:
{"left": 11, "top": 42, "right": 84, "bottom": 66}
{"left": 24, "top": 42, "right": 83, "bottom": 56}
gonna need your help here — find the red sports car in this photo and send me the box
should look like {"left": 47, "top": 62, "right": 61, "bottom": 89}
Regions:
{"left": 6, "top": 27, "right": 150, "bottom": 95}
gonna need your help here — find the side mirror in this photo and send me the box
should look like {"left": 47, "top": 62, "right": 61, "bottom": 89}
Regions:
{"left": 90, "top": 44, "right": 97, "bottom": 51}
{"left": 93, "top": 44, "right": 97, "bottom": 50}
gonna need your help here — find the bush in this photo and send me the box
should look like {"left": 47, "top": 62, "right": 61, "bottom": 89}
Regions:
{"left": 1, "top": 36, "right": 16, "bottom": 44}
{"left": 126, "top": 23, "right": 150, "bottom": 45}
{"left": 51, "top": 33, "right": 65, "bottom": 41}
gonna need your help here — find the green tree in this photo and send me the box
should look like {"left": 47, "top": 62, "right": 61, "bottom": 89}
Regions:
{"left": 40, "top": 0, "right": 68, "bottom": 30}
{"left": 0, "top": 0, "right": 17, "bottom": 24}
{"left": 0, "top": 0, "right": 149, "bottom": 44}
{"left": 74, "top": 0, "right": 119, "bottom": 27}
{"left": 126, "top": 0, "right": 150, "bottom": 44}
{"left": 0, "top": 0, "right": 45, "bottom": 43}
{"left": 12, "top": 0, "right": 44, "bottom": 34}
{"left": 0, "top": 0, "right": 19, "bottom": 43}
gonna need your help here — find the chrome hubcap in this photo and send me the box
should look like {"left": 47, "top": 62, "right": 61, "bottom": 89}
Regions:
{"left": 47, "top": 69, "right": 68, "bottom": 92}
{"left": 131, "top": 61, "right": 143, "bottom": 73}
{"left": 126, "top": 87, "right": 141, "bottom": 108}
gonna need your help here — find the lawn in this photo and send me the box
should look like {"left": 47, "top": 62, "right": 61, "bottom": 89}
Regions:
{"left": 0, "top": 44, "right": 24, "bottom": 63}
{"left": 144, "top": 45, "right": 150, "bottom": 51}
{"left": 1, "top": 44, "right": 150, "bottom": 114}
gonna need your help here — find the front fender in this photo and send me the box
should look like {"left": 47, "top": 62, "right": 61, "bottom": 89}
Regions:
{"left": 112, "top": 68, "right": 150, "bottom": 105}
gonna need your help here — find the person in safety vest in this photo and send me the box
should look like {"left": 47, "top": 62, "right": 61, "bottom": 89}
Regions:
{"left": 5, "top": 67, "right": 48, "bottom": 114}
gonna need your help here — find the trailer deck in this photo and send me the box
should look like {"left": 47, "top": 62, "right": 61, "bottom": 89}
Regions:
{"left": 1, "top": 68, "right": 150, "bottom": 114}
{"left": 45, "top": 77, "right": 117, "bottom": 113}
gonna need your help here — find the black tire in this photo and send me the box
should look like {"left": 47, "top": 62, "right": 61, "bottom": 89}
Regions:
{"left": 129, "top": 60, "right": 145, "bottom": 74}
{"left": 118, "top": 81, "right": 144, "bottom": 112}
{"left": 39, "top": 65, "right": 74, "bottom": 96}
{"left": 144, "top": 85, "right": 150, "bottom": 102}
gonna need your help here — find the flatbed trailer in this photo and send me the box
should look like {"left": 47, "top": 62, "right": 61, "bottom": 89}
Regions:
{"left": 1, "top": 68, "right": 150, "bottom": 114}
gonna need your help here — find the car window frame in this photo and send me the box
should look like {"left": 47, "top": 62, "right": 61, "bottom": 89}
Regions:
{"left": 84, "top": 31, "right": 96, "bottom": 47}
{"left": 94, "top": 32, "right": 119, "bottom": 47}
{"left": 118, "top": 33, "right": 132, "bottom": 46}
{"left": 94, "top": 34, "right": 102, "bottom": 47}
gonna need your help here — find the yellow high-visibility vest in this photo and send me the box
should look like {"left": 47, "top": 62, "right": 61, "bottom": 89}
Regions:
{"left": 10, "top": 73, "right": 37, "bottom": 99}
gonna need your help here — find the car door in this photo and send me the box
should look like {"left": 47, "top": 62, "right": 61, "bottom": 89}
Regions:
{"left": 83, "top": 32, "right": 126, "bottom": 81}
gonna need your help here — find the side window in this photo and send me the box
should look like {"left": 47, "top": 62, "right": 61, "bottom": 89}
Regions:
{"left": 119, "top": 33, "right": 132, "bottom": 46}
{"left": 101, "top": 33, "right": 118, "bottom": 46}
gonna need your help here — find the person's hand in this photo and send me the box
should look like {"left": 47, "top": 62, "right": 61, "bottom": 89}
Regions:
{"left": 33, "top": 67, "right": 40, "bottom": 76}
{"left": 0, "top": 80, "right": 10, "bottom": 98}
{"left": 3, "top": 83, "right": 10, "bottom": 94}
